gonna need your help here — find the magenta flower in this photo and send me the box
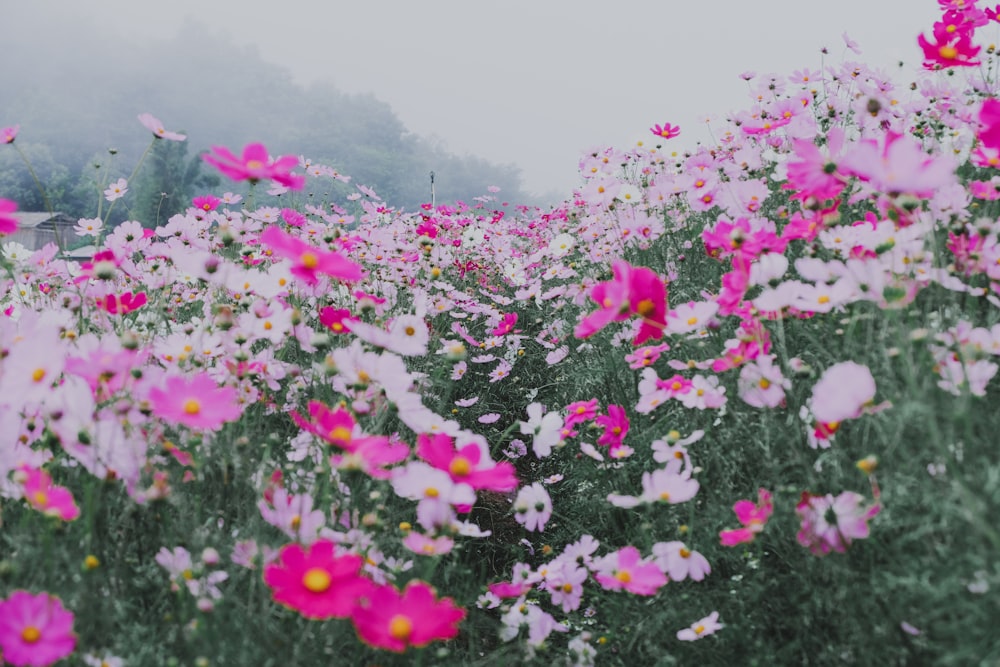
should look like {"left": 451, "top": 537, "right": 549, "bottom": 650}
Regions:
{"left": 264, "top": 540, "right": 373, "bottom": 620}
{"left": 260, "top": 226, "right": 363, "bottom": 284}
{"left": 796, "top": 491, "right": 880, "bottom": 556}
{"left": 192, "top": 195, "right": 221, "bottom": 212}
{"left": 0, "top": 591, "right": 77, "bottom": 667}
{"left": 492, "top": 312, "right": 518, "bottom": 336}
{"left": 564, "top": 398, "right": 599, "bottom": 428}
{"left": 918, "top": 26, "right": 980, "bottom": 69}
{"left": 95, "top": 291, "right": 147, "bottom": 315}
{"left": 1, "top": 124, "right": 19, "bottom": 144}
{"left": 595, "top": 404, "right": 629, "bottom": 450}
{"left": 318, "top": 307, "right": 358, "bottom": 334}
{"left": 416, "top": 433, "right": 519, "bottom": 492}
{"left": 594, "top": 546, "right": 667, "bottom": 596}
{"left": 352, "top": 581, "right": 465, "bottom": 653}
{"left": 138, "top": 113, "right": 187, "bottom": 141}
{"left": 0, "top": 198, "right": 19, "bottom": 235}
{"left": 17, "top": 466, "right": 80, "bottom": 521}
{"left": 650, "top": 122, "right": 681, "bottom": 140}
{"left": 574, "top": 260, "right": 668, "bottom": 345}
{"left": 148, "top": 373, "right": 242, "bottom": 430}
{"left": 203, "top": 142, "right": 305, "bottom": 189}
{"left": 719, "top": 488, "right": 773, "bottom": 547}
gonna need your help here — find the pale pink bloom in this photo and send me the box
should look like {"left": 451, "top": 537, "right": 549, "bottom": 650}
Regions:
{"left": 512, "top": 483, "right": 552, "bottom": 532}
{"left": 652, "top": 541, "right": 711, "bottom": 581}
{"left": 544, "top": 561, "right": 588, "bottom": 612}
{"left": 74, "top": 217, "right": 104, "bottom": 237}
{"left": 499, "top": 596, "right": 568, "bottom": 646}
{"left": 839, "top": 131, "right": 957, "bottom": 197}
{"left": 738, "top": 354, "right": 790, "bottom": 408}
{"left": 258, "top": 488, "right": 327, "bottom": 544}
{"left": 796, "top": 490, "right": 880, "bottom": 556}
{"left": 103, "top": 177, "right": 128, "bottom": 202}
{"left": 402, "top": 532, "right": 455, "bottom": 556}
{"left": 138, "top": 113, "right": 186, "bottom": 141}
{"left": 676, "top": 611, "right": 723, "bottom": 641}
{"left": 665, "top": 300, "right": 719, "bottom": 336}
{"left": 392, "top": 462, "right": 476, "bottom": 508}
{"left": 810, "top": 361, "right": 876, "bottom": 423}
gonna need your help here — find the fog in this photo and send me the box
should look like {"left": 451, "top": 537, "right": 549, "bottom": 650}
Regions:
{"left": 3, "top": 1, "right": 941, "bottom": 204}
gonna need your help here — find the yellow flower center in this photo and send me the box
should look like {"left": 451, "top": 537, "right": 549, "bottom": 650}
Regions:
{"left": 659, "top": 491, "right": 671, "bottom": 501}
{"left": 21, "top": 626, "right": 41, "bottom": 643}
{"left": 562, "top": 583, "right": 574, "bottom": 593}
{"left": 183, "top": 399, "right": 201, "bottom": 415}
{"left": 636, "top": 299, "right": 655, "bottom": 316}
{"left": 404, "top": 326, "right": 416, "bottom": 336}
{"left": 246, "top": 160, "right": 264, "bottom": 170}
{"left": 424, "top": 487, "right": 439, "bottom": 498}
{"left": 449, "top": 457, "right": 472, "bottom": 477}
{"left": 389, "top": 614, "right": 413, "bottom": 641}
{"left": 679, "top": 548, "right": 691, "bottom": 558}
{"left": 695, "top": 624, "right": 706, "bottom": 635}
{"left": 686, "top": 316, "right": 698, "bottom": 325}
{"left": 302, "top": 568, "right": 332, "bottom": 593}
{"left": 301, "top": 252, "right": 319, "bottom": 269}
{"left": 328, "top": 426, "right": 352, "bottom": 443}
{"left": 32, "top": 368, "right": 46, "bottom": 383}
{"left": 759, "top": 378, "right": 771, "bottom": 390}
{"left": 939, "top": 45, "right": 958, "bottom": 60}
{"left": 615, "top": 570, "right": 632, "bottom": 583}
{"left": 32, "top": 491, "right": 48, "bottom": 506}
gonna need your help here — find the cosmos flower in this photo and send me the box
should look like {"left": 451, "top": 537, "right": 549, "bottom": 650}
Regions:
{"left": 138, "top": 113, "right": 187, "bottom": 141}
{"left": 263, "top": 540, "right": 373, "bottom": 620}
{"left": 203, "top": 142, "right": 305, "bottom": 189}
{"left": 0, "top": 591, "right": 77, "bottom": 667}
{"left": 352, "top": 581, "right": 465, "bottom": 653}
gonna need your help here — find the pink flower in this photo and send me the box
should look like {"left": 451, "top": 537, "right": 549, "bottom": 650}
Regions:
{"left": 0, "top": 198, "right": 19, "bottom": 235}
{"left": 319, "top": 307, "right": 357, "bottom": 334}
{"left": 0, "top": 590, "right": 76, "bottom": 667}
{"left": 263, "top": 540, "right": 373, "bottom": 620}
{"left": 676, "top": 611, "right": 722, "bottom": 641}
{"left": 839, "top": 131, "right": 958, "bottom": 197}
{"left": 95, "top": 291, "right": 147, "bottom": 315}
{"left": 650, "top": 122, "right": 681, "bottom": 140}
{"left": 594, "top": 546, "right": 667, "bottom": 596}
{"left": 918, "top": 26, "right": 981, "bottom": 69}
{"left": 595, "top": 404, "right": 629, "bottom": 450}
{"left": 719, "top": 488, "right": 773, "bottom": 546}
{"left": 2, "top": 124, "right": 20, "bottom": 144}
{"left": 192, "top": 195, "right": 221, "bottom": 212}
{"left": 574, "top": 260, "right": 668, "bottom": 345}
{"left": 416, "top": 432, "right": 519, "bottom": 492}
{"left": 492, "top": 312, "right": 518, "bottom": 336}
{"left": 402, "top": 532, "right": 455, "bottom": 556}
{"left": 17, "top": 466, "right": 80, "bottom": 521}
{"left": 351, "top": 581, "right": 465, "bottom": 653}
{"left": 564, "top": 398, "right": 599, "bottom": 428}
{"left": 260, "top": 226, "right": 363, "bottom": 284}
{"left": 652, "top": 541, "right": 711, "bottom": 581}
{"left": 138, "top": 113, "right": 187, "bottom": 141}
{"left": 809, "top": 361, "right": 876, "bottom": 424}
{"left": 203, "top": 142, "right": 305, "bottom": 189}
{"left": 796, "top": 491, "right": 880, "bottom": 556}
{"left": 148, "top": 373, "right": 242, "bottom": 430}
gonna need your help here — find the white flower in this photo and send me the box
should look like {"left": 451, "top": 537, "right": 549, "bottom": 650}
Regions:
{"left": 519, "top": 402, "right": 563, "bottom": 458}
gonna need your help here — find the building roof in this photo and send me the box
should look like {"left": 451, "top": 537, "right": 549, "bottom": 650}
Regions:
{"left": 12, "top": 212, "right": 76, "bottom": 229}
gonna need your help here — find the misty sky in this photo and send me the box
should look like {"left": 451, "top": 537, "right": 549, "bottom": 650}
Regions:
{"left": 10, "top": 1, "right": 941, "bottom": 197}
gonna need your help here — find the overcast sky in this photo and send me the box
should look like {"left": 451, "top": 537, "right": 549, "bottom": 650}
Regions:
{"left": 12, "top": 1, "right": 942, "bottom": 197}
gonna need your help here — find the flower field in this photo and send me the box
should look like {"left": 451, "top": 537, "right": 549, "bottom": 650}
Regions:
{"left": 2, "top": 3, "right": 1000, "bottom": 665}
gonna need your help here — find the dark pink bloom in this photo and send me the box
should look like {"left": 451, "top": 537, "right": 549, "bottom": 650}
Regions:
{"left": 574, "top": 260, "right": 667, "bottom": 345}
{"left": 564, "top": 398, "right": 599, "bottom": 428}
{"left": 291, "top": 401, "right": 407, "bottom": 478}
{"left": 785, "top": 128, "right": 847, "bottom": 201}
{"left": 148, "top": 373, "right": 242, "bottom": 430}
{"left": 203, "top": 142, "right": 305, "bottom": 189}
{"left": 192, "top": 195, "right": 221, "bottom": 212}
{"left": 719, "top": 488, "right": 773, "bottom": 546}
{"left": 492, "top": 312, "right": 518, "bottom": 336}
{"left": 650, "top": 123, "right": 681, "bottom": 140}
{"left": 1, "top": 124, "right": 19, "bottom": 144}
{"left": 918, "top": 24, "right": 981, "bottom": 69}
{"left": 351, "top": 581, "right": 465, "bottom": 652}
{"left": 18, "top": 466, "right": 80, "bottom": 521}
{"left": 95, "top": 291, "right": 147, "bottom": 315}
{"left": 264, "top": 540, "right": 373, "bottom": 620}
{"left": 260, "top": 226, "right": 363, "bottom": 284}
{"left": 416, "top": 432, "right": 518, "bottom": 492}
{"left": 594, "top": 404, "right": 629, "bottom": 450}
{"left": 0, "top": 591, "right": 76, "bottom": 667}
{"left": 318, "top": 307, "right": 358, "bottom": 334}
{"left": 0, "top": 198, "right": 18, "bottom": 234}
